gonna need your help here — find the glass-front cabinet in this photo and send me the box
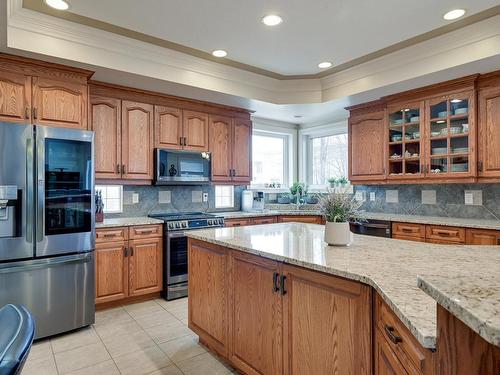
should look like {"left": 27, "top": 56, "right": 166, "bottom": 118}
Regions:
{"left": 387, "top": 101, "right": 424, "bottom": 179}
{"left": 426, "top": 91, "right": 475, "bottom": 178}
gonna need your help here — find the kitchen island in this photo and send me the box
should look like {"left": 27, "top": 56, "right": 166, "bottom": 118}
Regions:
{"left": 186, "top": 223, "right": 499, "bottom": 375}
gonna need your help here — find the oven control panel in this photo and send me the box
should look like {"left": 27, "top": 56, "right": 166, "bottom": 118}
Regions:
{"left": 166, "top": 218, "right": 224, "bottom": 230}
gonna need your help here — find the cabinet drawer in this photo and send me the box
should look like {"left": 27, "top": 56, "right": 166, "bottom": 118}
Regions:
{"left": 225, "top": 219, "right": 252, "bottom": 227}
{"left": 375, "top": 294, "right": 434, "bottom": 375}
{"left": 96, "top": 227, "right": 128, "bottom": 243}
{"left": 278, "top": 215, "right": 322, "bottom": 224}
{"left": 392, "top": 235, "right": 425, "bottom": 243}
{"left": 425, "top": 225, "right": 465, "bottom": 244}
{"left": 392, "top": 222, "right": 425, "bottom": 239}
{"left": 252, "top": 217, "right": 277, "bottom": 225}
{"left": 129, "top": 224, "right": 163, "bottom": 239}
{"left": 465, "top": 229, "right": 500, "bottom": 245}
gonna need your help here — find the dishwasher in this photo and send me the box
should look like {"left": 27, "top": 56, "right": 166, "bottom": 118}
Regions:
{"left": 349, "top": 219, "right": 392, "bottom": 238}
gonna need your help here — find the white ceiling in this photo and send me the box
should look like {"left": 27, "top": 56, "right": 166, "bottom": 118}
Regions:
{"left": 62, "top": 0, "right": 500, "bottom": 76}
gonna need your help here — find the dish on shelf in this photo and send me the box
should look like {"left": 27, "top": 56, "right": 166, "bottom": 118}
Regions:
{"left": 390, "top": 153, "right": 402, "bottom": 159}
{"left": 452, "top": 147, "right": 468, "bottom": 154}
{"left": 409, "top": 116, "right": 420, "bottom": 122}
{"left": 432, "top": 147, "right": 447, "bottom": 155}
{"left": 450, "top": 126, "right": 463, "bottom": 135}
{"left": 413, "top": 132, "right": 420, "bottom": 139}
{"left": 391, "top": 135, "right": 402, "bottom": 142}
{"left": 462, "top": 124, "right": 469, "bottom": 132}
{"left": 431, "top": 131, "right": 441, "bottom": 137}
{"left": 404, "top": 135, "right": 412, "bottom": 140}
{"left": 438, "top": 111, "right": 448, "bottom": 118}
{"left": 440, "top": 128, "right": 449, "bottom": 136}
{"left": 454, "top": 108, "right": 468, "bottom": 115}
{"left": 451, "top": 164, "right": 468, "bottom": 172}
{"left": 412, "top": 153, "right": 419, "bottom": 157}
{"left": 404, "top": 151, "right": 412, "bottom": 158}
{"left": 430, "top": 169, "right": 442, "bottom": 173}
{"left": 392, "top": 119, "right": 404, "bottom": 125}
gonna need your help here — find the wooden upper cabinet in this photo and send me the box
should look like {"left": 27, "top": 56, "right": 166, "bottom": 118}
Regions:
{"left": 209, "top": 115, "right": 232, "bottom": 181}
{"left": 95, "top": 241, "right": 129, "bottom": 304}
{"left": 232, "top": 118, "right": 252, "bottom": 182}
{"left": 90, "top": 96, "right": 121, "bottom": 179}
{"left": 182, "top": 110, "right": 209, "bottom": 151}
{"left": 128, "top": 237, "right": 163, "bottom": 297}
{"left": 282, "top": 264, "right": 372, "bottom": 375}
{"left": 0, "top": 70, "right": 31, "bottom": 123}
{"left": 32, "top": 77, "right": 88, "bottom": 129}
{"left": 349, "top": 110, "right": 386, "bottom": 181}
{"left": 121, "top": 101, "right": 154, "bottom": 180}
{"left": 155, "top": 105, "right": 183, "bottom": 150}
{"left": 229, "top": 252, "right": 282, "bottom": 375}
{"left": 478, "top": 85, "right": 500, "bottom": 178}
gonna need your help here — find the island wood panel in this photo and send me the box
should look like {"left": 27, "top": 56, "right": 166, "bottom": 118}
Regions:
{"left": 425, "top": 225, "right": 465, "bottom": 244}
{"left": 121, "top": 101, "right": 154, "bottom": 180}
{"left": 32, "top": 76, "right": 88, "bottom": 129}
{"left": 392, "top": 222, "right": 426, "bottom": 240}
{"left": 209, "top": 114, "right": 233, "bottom": 181}
{"left": 282, "top": 264, "right": 372, "bottom": 375}
{"left": 0, "top": 70, "right": 31, "bottom": 123}
{"left": 478, "top": 85, "right": 500, "bottom": 178}
{"left": 182, "top": 110, "right": 209, "bottom": 151}
{"left": 278, "top": 215, "right": 323, "bottom": 224}
{"left": 224, "top": 219, "right": 253, "bottom": 227}
{"left": 232, "top": 118, "right": 252, "bottom": 182}
{"left": 128, "top": 237, "right": 163, "bottom": 297}
{"left": 229, "top": 251, "right": 282, "bottom": 375}
{"left": 252, "top": 217, "right": 277, "bottom": 225}
{"left": 95, "top": 241, "right": 129, "bottom": 304}
{"left": 436, "top": 305, "right": 500, "bottom": 375}
{"left": 154, "top": 105, "right": 183, "bottom": 149}
{"left": 188, "top": 239, "right": 229, "bottom": 357}
{"left": 90, "top": 96, "right": 122, "bottom": 179}
{"left": 349, "top": 110, "right": 386, "bottom": 181}
{"left": 465, "top": 228, "right": 500, "bottom": 245}
{"left": 375, "top": 328, "right": 413, "bottom": 375}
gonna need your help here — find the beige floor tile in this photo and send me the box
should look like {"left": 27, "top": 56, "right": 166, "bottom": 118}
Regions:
{"left": 65, "top": 360, "right": 120, "bottom": 375}
{"left": 23, "top": 355, "right": 58, "bottom": 375}
{"left": 158, "top": 335, "right": 206, "bottom": 363}
{"left": 51, "top": 326, "right": 101, "bottom": 354}
{"left": 168, "top": 308, "right": 188, "bottom": 321}
{"left": 180, "top": 318, "right": 189, "bottom": 326}
{"left": 134, "top": 309, "right": 178, "bottom": 330}
{"left": 147, "top": 364, "right": 184, "bottom": 375}
{"left": 145, "top": 321, "right": 194, "bottom": 344}
{"left": 102, "top": 329, "right": 156, "bottom": 358}
{"left": 95, "top": 307, "right": 133, "bottom": 326}
{"left": 177, "top": 352, "right": 233, "bottom": 375}
{"left": 94, "top": 318, "right": 143, "bottom": 339}
{"left": 157, "top": 298, "right": 187, "bottom": 312}
{"left": 27, "top": 339, "right": 53, "bottom": 362}
{"left": 113, "top": 345, "right": 172, "bottom": 375}
{"left": 54, "top": 342, "right": 111, "bottom": 374}
{"left": 124, "top": 300, "right": 164, "bottom": 318}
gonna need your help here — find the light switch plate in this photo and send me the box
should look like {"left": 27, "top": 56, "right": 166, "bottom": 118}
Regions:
{"left": 386, "top": 190, "right": 399, "bottom": 203}
{"left": 192, "top": 190, "right": 202, "bottom": 203}
{"left": 370, "top": 192, "right": 376, "bottom": 201}
{"left": 132, "top": 193, "right": 139, "bottom": 204}
{"left": 464, "top": 190, "right": 482, "bottom": 206}
{"left": 421, "top": 190, "right": 436, "bottom": 205}
{"left": 355, "top": 191, "right": 365, "bottom": 202}
{"left": 158, "top": 190, "right": 171, "bottom": 204}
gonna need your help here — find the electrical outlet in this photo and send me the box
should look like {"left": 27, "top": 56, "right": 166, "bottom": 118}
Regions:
{"left": 202, "top": 192, "right": 208, "bottom": 202}
{"left": 132, "top": 193, "right": 139, "bottom": 204}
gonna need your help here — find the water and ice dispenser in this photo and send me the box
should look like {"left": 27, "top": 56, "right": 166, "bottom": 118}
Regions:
{"left": 0, "top": 186, "right": 20, "bottom": 238}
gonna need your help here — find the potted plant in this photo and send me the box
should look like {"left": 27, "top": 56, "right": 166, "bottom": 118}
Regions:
{"left": 304, "top": 193, "right": 319, "bottom": 204}
{"left": 289, "top": 182, "right": 306, "bottom": 204}
{"left": 327, "top": 177, "right": 337, "bottom": 189}
{"left": 338, "top": 176, "right": 349, "bottom": 187}
{"left": 277, "top": 193, "right": 292, "bottom": 204}
{"left": 318, "top": 192, "right": 363, "bottom": 246}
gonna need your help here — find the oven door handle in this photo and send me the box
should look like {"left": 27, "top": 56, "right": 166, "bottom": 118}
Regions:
{"left": 167, "top": 231, "right": 187, "bottom": 238}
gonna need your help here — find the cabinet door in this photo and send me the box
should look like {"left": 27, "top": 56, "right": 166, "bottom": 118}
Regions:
{"left": 90, "top": 96, "right": 121, "bottom": 179}
{"left": 95, "top": 241, "right": 129, "bottom": 304}
{"left": 466, "top": 229, "right": 500, "bottom": 245}
{"left": 478, "top": 86, "right": 500, "bottom": 178}
{"left": 0, "top": 70, "right": 31, "bottom": 123}
{"left": 32, "top": 77, "right": 87, "bottom": 129}
{"left": 232, "top": 118, "right": 252, "bottom": 182}
{"left": 155, "top": 105, "right": 183, "bottom": 150}
{"left": 375, "top": 328, "right": 410, "bottom": 375}
{"left": 229, "top": 252, "right": 282, "bottom": 375}
{"left": 182, "top": 110, "right": 209, "bottom": 151}
{"left": 209, "top": 115, "right": 232, "bottom": 181}
{"left": 188, "top": 240, "right": 229, "bottom": 357}
{"left": 128, "top": 237, "right": 163, "bottom": 297}
{"left": 282, "top": 264, "right": 372, "bottom": 375}
{"left": 121, "top": 101, "right": 154, "bottom": 180}
{"left": 349, "top": 111, "right": 386, "bottom": 181}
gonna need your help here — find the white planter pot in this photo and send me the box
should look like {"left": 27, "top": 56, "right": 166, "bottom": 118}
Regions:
{"left": 324, "top": 221, "right": 353, "bottom": 246}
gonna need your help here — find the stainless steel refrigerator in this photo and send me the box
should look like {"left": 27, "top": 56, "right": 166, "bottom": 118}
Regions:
{"left": 0, "top": 122, "right": 95, "bottom": 339}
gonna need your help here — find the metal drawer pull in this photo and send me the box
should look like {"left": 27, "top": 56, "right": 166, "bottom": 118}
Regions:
{"left": 497, "top": 238, "right": 500, "bottom": 245}
{"left": 279, "top": 274, "right": 287, "bottom": 295}
{"left": 435, "top": 230, "right": 454, "bottom": 236}
{"left": 401, "top": 228, "right": 416, "bottom": 233}
{"left": 137, "top": 230, "right": 153, "bottom": 235}
{"left": 272, "top": 272, "right": 279, "bottom": 293}
{"left": 384, "top": 325, "right": 402, "bottom": 344}
{"left": 103, "top": 233, "right": 117, "bottom": 238}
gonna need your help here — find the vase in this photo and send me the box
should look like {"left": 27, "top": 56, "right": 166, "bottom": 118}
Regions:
{"left": 324, "top": 221, "right": 353, "bottom": 246}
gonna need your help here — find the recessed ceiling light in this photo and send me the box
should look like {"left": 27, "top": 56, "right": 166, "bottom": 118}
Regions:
{"left": 443, "top": 9, "right": 466, "bottom": 20}
{"left": 318, "top": 62, "right": 332, "bottom": 69}
{"left": 212, "top": 50, "right": 228, "bottom": 58}
{"left": 262, "top": 15, "right": 283, "bottom": 26}
{"left": 44, "top": 0, "right": 69, "bottom": 10}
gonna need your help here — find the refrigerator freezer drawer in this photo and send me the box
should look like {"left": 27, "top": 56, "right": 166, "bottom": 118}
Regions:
{"left": 0, "top": 252, "right": 95, "bottom": 339}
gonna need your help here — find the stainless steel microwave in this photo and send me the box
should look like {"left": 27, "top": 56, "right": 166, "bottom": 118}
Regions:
{"left": 154, "top": 149, "right": 211, "bottom": 185}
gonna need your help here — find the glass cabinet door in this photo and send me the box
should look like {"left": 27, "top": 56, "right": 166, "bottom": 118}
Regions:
{"left": 388, "top": 103, "right": 422, "bottom": 178}
{"left": 426, "top": 92, "right": 473, "bottom": 177}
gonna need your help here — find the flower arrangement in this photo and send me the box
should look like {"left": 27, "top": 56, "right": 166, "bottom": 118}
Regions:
{"left": 318, "top": 192, "right": 363, "bottom": 223}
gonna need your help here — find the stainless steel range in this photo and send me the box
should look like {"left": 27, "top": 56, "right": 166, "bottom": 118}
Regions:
{"left": 149, "top": 212, "right": 224, "bottom": 300}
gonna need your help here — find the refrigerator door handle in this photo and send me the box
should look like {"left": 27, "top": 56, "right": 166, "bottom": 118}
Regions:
{"left": 0, "top": 252, "right": 92, "bottom": 274}
{"left": 36, "top": 133, "right": 45, "bottom": 243}
{"left": 26, "top": 137, "right": 34, "bottom": 244}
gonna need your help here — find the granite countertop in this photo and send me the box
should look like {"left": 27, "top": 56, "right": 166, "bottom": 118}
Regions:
{"left": 96, "top": 217, "right": 164, "bottom": 228}
{"left": 186, "top": 223, "right": 500, "bottom": 349}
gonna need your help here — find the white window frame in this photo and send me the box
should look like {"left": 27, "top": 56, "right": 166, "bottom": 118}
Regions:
{"left": 96, "top": 185, "right": 123, "bottom": 214}
{"left": 214, "top": 185, "right": 234, "bottom": 209}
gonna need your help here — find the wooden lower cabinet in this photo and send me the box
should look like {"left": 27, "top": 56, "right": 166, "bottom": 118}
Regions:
{"left": 278, "top": 215, "right": 323, "bottom": 224}
{"left": 95, "top": 225, "right": 162, "bottom": 305}
{"left": 466, "top": 228, "right": 500, "bottom": 245}
{"left": 375, "top": 328, "right": 411, "bottom": 375}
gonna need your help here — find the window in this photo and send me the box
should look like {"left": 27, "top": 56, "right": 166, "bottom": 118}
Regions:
{"left": 308, "top": 133, "right": 348, "bottom": 186}
{"left": 252, "top": 131, "right": 288, "bottom": 187}
{"left": 215, "top": 185, "right": 234, "bottom": 208}
{"left": 96, "top": 185, "right": 123, "bottom": 213}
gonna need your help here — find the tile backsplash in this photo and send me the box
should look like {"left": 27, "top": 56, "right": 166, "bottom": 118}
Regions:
{"left": 105, "top": 185, "right": 245, "bottom": 218}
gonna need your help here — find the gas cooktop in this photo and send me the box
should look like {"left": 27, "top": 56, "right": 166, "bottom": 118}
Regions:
{"left": 149, "top": 212, "right": 224, "bottom": 230}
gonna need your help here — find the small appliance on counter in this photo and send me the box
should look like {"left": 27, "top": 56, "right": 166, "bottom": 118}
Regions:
{"left": 241, "top": 190, "right": 254, "bottom": 211}
{"left": 253, "top": 191, "right": 265, "bottom": 211}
